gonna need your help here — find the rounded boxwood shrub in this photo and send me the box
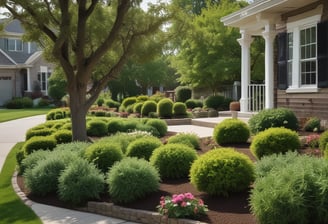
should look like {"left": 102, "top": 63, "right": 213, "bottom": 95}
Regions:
{"left": 213, "top": 118, "right": 250, "bottom": 145}
{"left": 175, "top": 86, "right": 192, "bottom": 102}
{"left": 126, "top": 136, "right": 162, "bottom": 160}
{"left": 107, "top": 118, "right": 124, "bottom": 134}
{"left": 52, "top": 129, "right": 72, "bottom": 144}
{"left": 303, "top": 117, "right": 321, "bottom": 132}
{"left": 87, "top": 119, "right": 108, "bottom": 137}
{"left": 248, "top": 108, "right": 299, "bottom": 134}
{"left": 250, "top": 153, "right": 328, "bottom": 224}
{"left": 121, "top": 96, "right": 137, "bottom": 109}
{"left": 149, "top": 143, "right": 197, "bottom": 179}
{"left": 133, "top": 102, "right": 143, "bottom": 114}
{"left": 135, "top": 123, "right": 160, "bottom": 137}
{"left": 23, "top": 136, "right": 57, "bottom": 155}
{"left": 190, "top": 148, "right": 255, "bottom": 196}
{"left": 185, "top": 99, "right": 203, "bottom": 109}
{"left": 105, "top": 99, "right": 120, "bottom": 109}
{"left": 58, "top": 158, "right": 105, "bottom": 205}
{"left": 319, "top": 130, "right": 328, "bottom": 151}
{"left": 204, "top": 95, "right": 225, "bottom": 110}
{"left": 121, "top": 119, "right": 139, "bottom": 132}
{"left": 137, "top": 95, "right": 149, "bottom": 102}
{"left": 157, "top": 98, "right": 173, "bottom": 118}
{"left": 141, "top": 100, "right": 157, "bottom": 117}
{"left": 107, "top": 157, "right": 160, "bottom": 204}
{"left": 46, "top": 108, "right": 70, "bottom": 120}
{"left": 85, "top": 142, "right": 123, "bottom": 173}
{"left": 167, "top": 133, "right": 200, "bottom": 150}
{"left": 173, "top": 102, "right": 187, "bottom": 116}
{"left": 145, "top": 119, "right": 167, "bottom": 137}
{"left": 25, "top": 127, "right": 54, "bottom": 140}
{"left": 5, "top": 97, "right": 33, "bottom": 109}
{"left": 250, "top": 127, "right": 301, "bottom": 159}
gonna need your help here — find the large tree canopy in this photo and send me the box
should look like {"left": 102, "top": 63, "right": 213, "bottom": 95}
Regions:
{"left": 1, "top": 0, "right": 171, "bottom": 141}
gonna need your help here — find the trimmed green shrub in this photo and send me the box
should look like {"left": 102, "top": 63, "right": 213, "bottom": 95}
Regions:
{"left": 135, "top": 123, "right": 160, "bottom": 137}
{"left": 145, "top": 119, "right": 168, "bottom": 137}
{"left": 303, "top": 117, "right": 321, "bottom": 132}
{"left": 107, "top": 118, "right": 124, "bottom": 134}
{"left": 52, "top": 129, "right": 72, "bottom": 144}
{"left": 58, "top": 158, "right": 105, "bottom": 205}
{"left": 18, "top": 150, "right": 51, "bottom": 175}
{"left": 87, "top": 119, "right": 108, "bottom": 137}
{"left": 107, "top": 157, "right": 160, "bottom": 203}
{"left": 173, "top": 102, "right": 187, "bottom": 116}
{"left": 325, "top": 143, "right": 328, "bottom": 159}
{"left": 126, "top": 136, "right": 162, "bottom": 160}
{"left": 190, "top": 148, "right": 255, "bottom": 196}
{"left": 319, "top": 130, "right": 328, "bottom": 151}
{"left": 185, "top": 99, "right": 203, "bottom": 109}
{"left": 85, "top": 142, "right": 123, "bottom": 173}
{"left": 250, "top": 127, "right": 301, "bottom": 159}
{"left": 121, "top": 119, "right": 139, "bottom": 132}
{"left": 46, "top": 108, "right": 70, "bottom": 120}
{"left": 133, "top": 102, "right": 143, "bottom": 114}
{"left": 62, "top": 122, "right": 72, "bottom": 130}
{"left": 213, "top": 119, "right": 250, "bottom": 145}
{"left": 96, "top": 98, "right": 104, "bottom": 106}
{"left": 5, "top": 97, "right": 33, "bottom": 109}
{"left": 204, "top": 95, "right": 225, "bottom": 110}
{"left": 150, "top": 143, "right": 197, "bottom": 179}
{"left": 250, "top": 153, "right": 328, "bottom": 224}
{"left": 248, "top": 108, "right": 299, "bottom": 134}
{"left": 141, "top": 100, "right": 157, "bottom": 117}
{"left": 105, "top": 99, "right": 120, "bottom": 109}
{"left": 137, "top": 95, "right": 149, "bottom": 102}
{"left": 157, "top": 98, "right": 173, "bottom": 118}
{"left": 25, "top": 127, "right": 54, "bottom": 140}
{"left": 149, "top": 92, "right": 165, "bottom": 102}
{"left": 54, "top": 141, "right": 90, "bottom": 157}
{"left": 23, "top": 136, "right": 57, "bottom": 155}
{"left": 94, "top": 110, "right": 106, "bottom": 117}
{"left": 167, "top": 133, "right": 200, "bottom": 150}
{"left": 122, "top": 97, "right": 137, "bottom": 108}
{"left": 175, "top": 86, "right": 192, "bottom": 102}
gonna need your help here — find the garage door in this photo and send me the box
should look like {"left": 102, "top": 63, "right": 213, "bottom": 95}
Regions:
{"left": 0, "top": 76, "right": 13, "bottom": 106}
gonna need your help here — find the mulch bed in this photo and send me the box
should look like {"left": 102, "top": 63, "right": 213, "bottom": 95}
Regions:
{"left": 16, "top": 131, "right": 320, "bottom": 224}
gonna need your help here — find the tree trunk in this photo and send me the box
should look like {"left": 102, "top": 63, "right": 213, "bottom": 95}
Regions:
{"left": 69, "top": 88, "right": 89, "bottom": 142}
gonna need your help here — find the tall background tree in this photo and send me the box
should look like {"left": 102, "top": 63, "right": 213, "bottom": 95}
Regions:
{"left": 1, "top": 0, "right": 170, "bottom": 141}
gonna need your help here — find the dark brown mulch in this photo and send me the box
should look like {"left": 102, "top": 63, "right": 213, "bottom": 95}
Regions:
{"left": 17, "top": 131, "right": 320, "bottom": 224}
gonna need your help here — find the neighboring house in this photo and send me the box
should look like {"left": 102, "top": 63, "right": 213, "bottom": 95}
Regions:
{"left": 221, "top": 0, "right": 328, "bottom": 121}
{"left": 0, "top": 19, "right": 54, "bottom": 106}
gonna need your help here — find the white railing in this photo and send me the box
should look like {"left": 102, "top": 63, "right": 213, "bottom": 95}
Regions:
{"left": 248, "top": 84, "right": 265, "bottom": 112}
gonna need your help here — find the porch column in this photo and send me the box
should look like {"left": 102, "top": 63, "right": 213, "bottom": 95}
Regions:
{"left": 262, "top": 23, "right": 276, "bottom": 109}
{"left": 27, "top": 68, "right": 31, "bottom": 92}
{"left": 237, "top": 31, "right": 253, "bottom": 112}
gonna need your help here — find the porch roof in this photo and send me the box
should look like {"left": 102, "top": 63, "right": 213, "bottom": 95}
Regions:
{"left": 221, "top": 0, "right": 319, "bottom": 34}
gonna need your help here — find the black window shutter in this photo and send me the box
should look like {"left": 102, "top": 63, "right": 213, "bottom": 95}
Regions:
{"left": 277, "top": 32, "right": 287, "bottom": 90}
{"left": 318, "top": 20, "right": 328, "bottom": 88}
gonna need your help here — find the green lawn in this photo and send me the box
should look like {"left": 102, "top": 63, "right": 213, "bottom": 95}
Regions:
{"left": 0, "top": 142, "right": 42, "bottom": 224}
{"left": 0, "top": 108, "right": 51, "bottom": 123}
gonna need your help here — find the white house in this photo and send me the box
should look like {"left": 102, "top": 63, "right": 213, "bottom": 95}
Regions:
{"left": 221, "top": 0, "right": 328, "bottom": 121}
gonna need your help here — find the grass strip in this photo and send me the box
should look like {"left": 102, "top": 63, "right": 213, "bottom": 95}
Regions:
{"left": 0, "top": 142, "right": 42, "bottom": 224}
{"left": 0, "top": 108, "right": 50, "bottom": 123}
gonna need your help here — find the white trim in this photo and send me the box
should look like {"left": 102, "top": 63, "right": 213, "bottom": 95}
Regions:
{"left": 286, "top": 87, "right": 319, "bottom": 93}
{"left": 0, "top": 49, "right": 17, "bottom": 65}
{"left": 287, "top": 14, "right": 321, "bottom": 30}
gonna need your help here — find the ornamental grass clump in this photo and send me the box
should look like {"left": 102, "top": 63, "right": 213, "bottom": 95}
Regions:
{"left": 190, "top": 148, "right": 255, "bottom": 196}
{"left": 157, "top": 193, "right": 208, "bottom": 219}
{"left": 319, "top": 130, "right": 328, "bottom": 151}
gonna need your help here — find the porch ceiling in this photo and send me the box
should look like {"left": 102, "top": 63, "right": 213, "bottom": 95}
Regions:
{"left": 221, "top": 0, "right": 319, "bottom": 33}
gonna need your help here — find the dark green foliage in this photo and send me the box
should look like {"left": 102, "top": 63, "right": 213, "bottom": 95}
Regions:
{"left": 150, "top": 143, "right": 197, "bottom": 179}
{"left": 319, "top": 130, "right": 328, "bottom": 151}
{"left": 303, "top": 117, "right": 321, "bottom": 132}
{"left": 167, "top": 133, "right": 200, "bottom": 149}
{"left": 107, "top": 157, "right": 160, "bottom": 203}
{"left": 133, "top": 102, "right": 143, "bottom": 114}
{"left": 86, "top": 119, "right": 108, "bottom": 137}
{"left": 46, "top": 108, "right": 70, "bottom": 120}
{"left": 190, "top": 148, "right": 255, "bottom": 196}
{"left": 141, "top": 100, "right": 157, "bottom": 117}
{"left": 250, "top": 127, "right": 301, "bottom": 159}
{"left": 157, "top": 98, "right": 173, "bottom": 118}
{"left": 38, "top": 98, "right": 50, "bottom": 107}
{"left": 25, "top": 127, "right": 54, "bottom": 140}
{"left": 145, "top": 119, "right": 168, "bottom": 137}
{"left": 107, "top": 118, "right": 124, "bottom": 134}
{"left": 248, "top": 108, "right": 299, "bottom": 134}
{"left": 58, "top": 159, "right": 105, "bottom": 205}
{"left": 213, "top": 119, "right": 250, "bottom": 145}
{"left": 23, "top": 136, "right": 57, "bottom": 155}
{"left": 250, "top": 152, "right": 328, "bottom": 224}
{"left": 85, "top": 142, "right": 123, "bottom": 173}
{"left": 325, "top": 144, "right": 328, "bottom": 159}
{"left": 135, "top": 123, "right": 160, "bottom": 137}
{"left": 126, "top": 136, "right": 162, "bottom": 160}
{"left": 52, "top": 129, "right": 72, "bottom": 144}
{"left": 18, "top": 150, "right": 51, "bottom": 175}
{"left": 173, "top": 102, "right": 187, "bottom": 116}
{"left": 175, "top": 86, "right": 192, "bottom": 102}
{"left": 16, "top": 148, "right": 26, "bottom": 168}
{"left": 94, "top": 110, "right": 106, "bottom": 117}
{"left": 5, "top": 97, "right": 33, "bottom": 109}
{"left": 105, "top": 99, "right": 120, "bottom": 109}
{"left": 122, "top": 97, "right": 137, "bottom": 108}
{"left": 48, "top": 70, "right": 67, "bottom": 103}
{"left": 96, "top": 98, "right": 105, "bottom": 106}
{"left": 185, "top": 99, "right": 203, "bottom": 109}
{"left": 204, "top": 95, "right": 225, "bottom": 110}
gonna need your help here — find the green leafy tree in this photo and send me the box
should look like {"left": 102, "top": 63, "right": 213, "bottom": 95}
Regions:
{"left": 2, "top": 1, "right": 170, "bottom": 141}
{"left": 48, "top": 67, "right": 67, "bottom": 106}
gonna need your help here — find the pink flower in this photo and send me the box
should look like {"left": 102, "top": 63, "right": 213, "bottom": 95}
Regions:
{"left": 184, "top": 192, "right": 194, "bottom": 200}
{"left": 181, "top": 201, "right": 187, "bottom": 207}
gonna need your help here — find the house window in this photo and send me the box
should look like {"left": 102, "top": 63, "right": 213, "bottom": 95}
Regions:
{"left": 37, "top": 71, "right": 51, "bottom": 92}
{"left": 7, "top": 38, "right": 23, "bottom": 51}
{"left": 286, "top": 14, "right": 321, "bottom": 93}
